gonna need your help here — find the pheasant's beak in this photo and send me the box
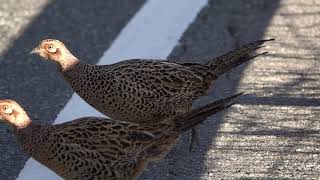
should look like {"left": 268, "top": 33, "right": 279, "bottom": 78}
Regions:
{"left": 29, "top": 47, "right": 40, "bottom": 55}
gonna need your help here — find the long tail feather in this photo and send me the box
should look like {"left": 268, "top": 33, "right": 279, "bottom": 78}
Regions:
{"left": 174, "top": 93, "right": 243, "bottom": 132}
{"left": 208, "top": 39, "right": 274, "bottom": 76}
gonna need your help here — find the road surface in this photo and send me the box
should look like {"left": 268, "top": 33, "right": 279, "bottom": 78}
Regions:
{"left": 0, "top": 0, "right": 319, "bottom": 179}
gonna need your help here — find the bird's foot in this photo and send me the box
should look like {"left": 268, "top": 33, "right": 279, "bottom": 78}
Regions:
{"left": 189, "top": 128, "right": 200, "bottom": 152}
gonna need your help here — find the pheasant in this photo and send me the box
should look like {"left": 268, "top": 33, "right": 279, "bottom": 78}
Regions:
{"left": 30, "top": 38, "right": 273, "bottom": 150}
{"left": 0, "top": 93, "right": 240, "bottom": 180}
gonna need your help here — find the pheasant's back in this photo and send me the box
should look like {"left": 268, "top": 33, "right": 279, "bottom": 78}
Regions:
{"left": 62, "top": 60, "right": 213, "bottom": 124}
{"left": 16, "top": 120, "right": 156, "bottom": 180}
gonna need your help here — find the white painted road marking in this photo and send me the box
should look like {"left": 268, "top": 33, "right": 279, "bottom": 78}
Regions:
{"left": 17, "top": 0, "right": 208, "bottom": 179}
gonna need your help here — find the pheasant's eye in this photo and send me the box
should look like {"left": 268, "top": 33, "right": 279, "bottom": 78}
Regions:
{"left": 2, "top": 106, "right": 12, "bottom": 114}
{"left": 46, "top": 45, "right": 57, "bottom": 53}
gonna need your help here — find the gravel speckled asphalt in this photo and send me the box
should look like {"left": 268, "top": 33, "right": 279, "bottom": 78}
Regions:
{"left": 0, "top": 0, "right": 319, "bottom": 179}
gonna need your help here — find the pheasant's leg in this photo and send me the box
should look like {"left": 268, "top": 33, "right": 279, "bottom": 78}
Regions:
{"left": 190, "top": 127, "right": 200, "bottom": 152}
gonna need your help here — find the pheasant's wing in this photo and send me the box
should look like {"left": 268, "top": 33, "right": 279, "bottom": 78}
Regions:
{"left": 45, "top": 118, "right": 155, "bottom": 179}
{"left": 105, "top": 59, "right": 213, "bottom": 103}
{"left": 51, "top": 117, "right": 155, "bottom": 156}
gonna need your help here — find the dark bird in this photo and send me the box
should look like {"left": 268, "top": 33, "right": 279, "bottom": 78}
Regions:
{"left": 0, "top": 93, "right": 240, "bottom": 180}
{"left": 30, "top": 38, "right": 273, "bottom": 150}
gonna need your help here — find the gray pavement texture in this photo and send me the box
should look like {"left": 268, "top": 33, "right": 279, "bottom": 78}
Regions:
{"left": 140, "top": 0, "right": 320, "bottom": 179}
{"left": 0, "top": 0, "right": 145, "bottom": 179}
{"left": 0, "top": 0, "right": 319, "bottom": 180}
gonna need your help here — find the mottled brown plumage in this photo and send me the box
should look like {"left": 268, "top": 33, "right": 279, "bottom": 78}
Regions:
{"left": 0, "top": 94, "right": 240, "bottom": 180}
{"left": 31, "top": 38, "right": 273, "bottom": 149}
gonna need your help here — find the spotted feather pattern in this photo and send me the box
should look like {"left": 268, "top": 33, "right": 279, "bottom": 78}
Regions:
{"left": 10, "top": 94, "right": 239, "bottom": 180}
{"left": 61, "top": 39, "right": 272, "bottom": 124}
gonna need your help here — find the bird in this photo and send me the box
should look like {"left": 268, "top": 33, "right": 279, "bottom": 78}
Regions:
{"left": 0, "top": 93, "right": 240, "bottom": 180}
{"left": 30, "top": 38, "right": 273, "bottom": 150}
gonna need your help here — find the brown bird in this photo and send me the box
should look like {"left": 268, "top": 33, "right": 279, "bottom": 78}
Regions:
{"left": 30, "top": 38, "right": 273, "bottom": 150}
{"left": 0, "top": 93, "right": 240, "bottom": 180}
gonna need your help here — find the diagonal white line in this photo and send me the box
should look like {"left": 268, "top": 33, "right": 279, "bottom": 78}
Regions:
{"left": 17, "top": 0, "right": 208, "bottom": 179}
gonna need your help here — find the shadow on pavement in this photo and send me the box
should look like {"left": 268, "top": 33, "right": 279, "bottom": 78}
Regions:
{"left": 141, "top": 0, "right": 281, "bottom": 179}
{"left": 0, "top": 1, "right": 145, "bottom": 179}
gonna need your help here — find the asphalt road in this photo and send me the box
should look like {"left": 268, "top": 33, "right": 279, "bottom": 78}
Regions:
{"left": 0, "top": 0, "right": 319, "bottom": 180}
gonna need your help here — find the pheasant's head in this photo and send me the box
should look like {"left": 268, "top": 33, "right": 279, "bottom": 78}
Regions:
{"left": 0, "top": 100, "right": 31, "bottom": 129}
{"left": 30, "top": 39, "right": 78, "bottom": 69}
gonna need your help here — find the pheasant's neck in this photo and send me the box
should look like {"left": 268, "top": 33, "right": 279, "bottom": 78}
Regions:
{"left": 61, "top": 60, "right": 88, "bottom": 81}
{"left": 59, "top": 57, "right": 80, "bottom": 71}
{"left": 60, "top": 62, "right": 116, "bottom": 117}
{"left": 61, "top": 61, "right": 96, "bottom": 96}
{"left": 14, "top": 123, "right": 50, "bottom": 156}
{"left": 13, "top": 120, "right": 36, "bottom": 138}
